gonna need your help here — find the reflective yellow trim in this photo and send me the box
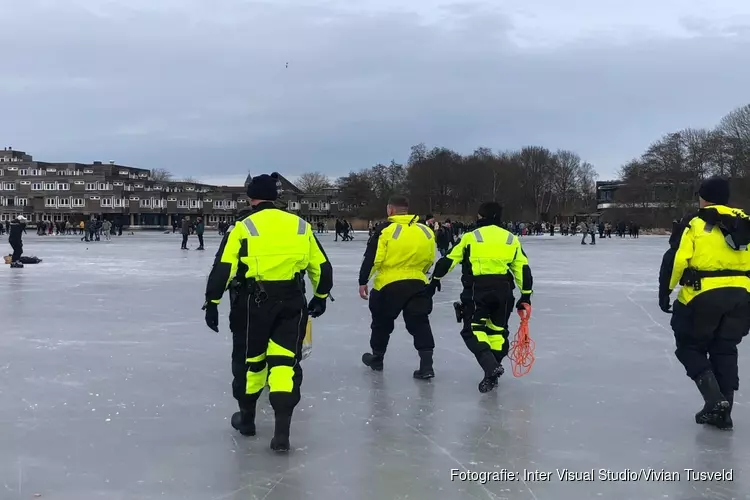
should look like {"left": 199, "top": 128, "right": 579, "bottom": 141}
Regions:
{"left": 210, "top": 299, "right": 221, "bottom": 304}
{"left": 486, "top": 318, "right": 505, "bottom": 332}
{"left": 267, "top": 339, "right": 295, "bottom": 358}
{"left": 471, "top": 323, "right": 489, "bottom": 345}
{"left": 521, "top": 289, "right": 533, "bottom": 295}
{"left": 268, "top": 365, "right": 295, "bottom": 392}
{"left": 246, "top": 353, "right": 266, "bottom": 363}
{"left": 486, "top": 332, "right": 505, "bottom": 351}
{"left": 313, "top": 292, "right": 328, "bottom": 299}
{"left": 245, "top": 365, "right": 268, "bottom": 395}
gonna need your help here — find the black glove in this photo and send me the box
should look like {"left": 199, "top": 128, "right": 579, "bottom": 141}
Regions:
{"left": 515, "top": 293, "right": 531, "bottom": 310}
{"left": 308, "top": 296, "right": 327, "bottom": 318}
{"left": 659, "top": 293, "right": 672, "bottom": 313}
{"left": 425, "top": 279, "right": 441, "bottom": 297}
{"left": 203, "top": 301, "right": 219, "bottom": 332}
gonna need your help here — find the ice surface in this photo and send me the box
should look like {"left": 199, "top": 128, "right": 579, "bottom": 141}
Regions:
{"left": 0, "top": 231, "right": 748, "bottom": 500}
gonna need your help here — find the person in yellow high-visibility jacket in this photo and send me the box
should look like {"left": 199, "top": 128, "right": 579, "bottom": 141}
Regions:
{"left": 358, "top": 195, "right": 437, "bottom": 379}
{"left": 428, "top": 202, "right": 533, "bottom": 393}
{"left": 659, "top": 176, "right": 750, "bottom": 430}
{"left": 203, "top": 172, "right": 333, "bottom": 452}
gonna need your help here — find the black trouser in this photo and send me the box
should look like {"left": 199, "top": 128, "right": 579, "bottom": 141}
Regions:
{"left": 229, "top": 284, "right": 307, "bottom": 418}
{"left": 671, "top": 288, "right": 750, "bottom": 397}
{"left": 10, "top": 241, "right": 22, "bottom": 262}
{"left": 459, "top": 281, "right": 514, "bottom": 375}
{"left": 198, "top": 234, "right": 204, "bottom": 248}
{"left": 589, "top": 231, "right": 595, "bottom": 244}
{"left": 181, "top": 234, "right": 188, "bottom": 248}
{"left": 369, "top": 280, "right": 435, "bottom": 354}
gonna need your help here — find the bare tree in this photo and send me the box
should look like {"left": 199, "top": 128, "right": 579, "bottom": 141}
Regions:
{"left": 551, "top": 149, "right": 580, "bottom": 213}
{"left": 181, "top": 176, "right": 198, "bottom": 183}
{"left": 297, "top": 172, "right": 331, "bottom": 193}
{"left": 150, "top": 168, "right": 173, "bottom": 181}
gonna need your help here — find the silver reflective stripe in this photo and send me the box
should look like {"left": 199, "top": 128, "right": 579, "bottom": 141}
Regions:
{"left": 473, "top": 229, "right": 483, "bottom": 242}
{"left": 297, "top": 218, "right": 307, "bottom": 235}
{"left": 704, "top": 223, "right": 714, "bottom": 233}
{"left": 392, "top": 225, "right": 403, "bottom": 240}
{"left": 244, "top": 218, "right": 259, "bottom": 236}
{"left": 417, "top": 224, "right": 432, "bottom": 239}
{"left": 505, "top": 233, "right": 514, "bottom": 245}
{"left": 227, "top": 224, "right": 235, "bottom": 233}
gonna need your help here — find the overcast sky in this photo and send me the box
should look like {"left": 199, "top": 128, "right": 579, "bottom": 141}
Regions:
{"left": 2, "top": 0, "right": 749, "bottom": 186}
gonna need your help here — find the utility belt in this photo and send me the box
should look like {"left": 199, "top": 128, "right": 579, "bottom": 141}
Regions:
{"left": 230, "top": 273, "right": 305, "bottom": 305}
{"left": 461, "top": 273, "right": 514, "bottom": 292}
{"left": 680, "top": 268, "right": 750, "bottom": 291}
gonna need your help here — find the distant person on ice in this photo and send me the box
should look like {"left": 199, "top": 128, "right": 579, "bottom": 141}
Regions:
{"left": 180, "top": 217, "right": 191, "bottom": 250}
{"left": 659, "top": 176, "right": 750, "bottom": 430}
{"left": 8, "top": 215, "right": 27, "bottom": 268}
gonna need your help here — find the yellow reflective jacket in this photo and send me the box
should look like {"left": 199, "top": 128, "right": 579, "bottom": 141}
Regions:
{"left": 432, "top": 222, "right": 533, "bottom": 294}
{"left": 358, "top": 214, "right": 436, "bottom": 291}
{"left": 205, "top": 203, "right": 333, "bottom": 304}
{"left": 660, "top": 205, "right": 750, "bottom": 305}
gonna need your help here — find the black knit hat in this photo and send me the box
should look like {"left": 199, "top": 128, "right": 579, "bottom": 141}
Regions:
{"left": 698, "top": 176, "right": 730, "bottom": 205}
{"left": 247, "top": 172, "right": 280, "bottom": 200}
{"left": 478, "top": 201, "right": 502, "bottom": 220}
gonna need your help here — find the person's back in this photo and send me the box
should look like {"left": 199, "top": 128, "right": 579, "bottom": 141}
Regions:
{"left": 366, "top": 215, "right": 435, "bottom": 290}
{"left": 181, "top": 219, "right": 191, "bottom": 235}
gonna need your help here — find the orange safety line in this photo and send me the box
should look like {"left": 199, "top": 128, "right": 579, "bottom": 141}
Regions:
{"left": 510, "top": 304, "right": 535, "bottom": 377}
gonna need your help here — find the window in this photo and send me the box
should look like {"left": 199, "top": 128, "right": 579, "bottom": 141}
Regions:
{"left": 177, "top": 200, "right": 189, "bottom": 208}
{"left": 86, "top": 183, "right": 97, "bottom": 190}
{"left": 124, "top": 184, "right": 134, "bottom": 191}
{"left": 167, "top": 197, "right": 177, "bottom": 202}
{"left": 203, "top": 198, "right": 212, "bottom": 203}
{"left": 185, "top": 186, "right": 195, "bottom": 191}
{"left": 3, "top": 182, "right": 15, "bottom": 190}
{"left": 46, "top": 168, "right": 57, "bottom": 173}
{"left": 208, "top": 215, "right": 218, "bottom": 223}
{"left": 6, "top": 167, "right": 17, "bottom": 171}
{"left": 189, "top": 199, "right": 200, "bottom": 208}
{"left": 45, "top": 197, "right": 57, "bottom": 207}
{"left": 288, "top": 201, "right": 300, "bottom": 210}
{"left": 114, "top": 198, "right": 123, "bottom": 207}
{"left": 100, "top": 198, "right": 112, "bottom": 207}
{"left": 72, "top": 198, "right": 85, "bottom": 208}
{"left": 19, "top": 169, "right": 28, "bottom": 176}
{"left": 119, "top": 170, "right": 129, "bottom": 175}
{"left": 139, "top": 173, "right": 148, "bottom": 177}
{"left": 83, "top": 169, "right": 94, "bottom": 174}
{"left": 74, "top": 180, "right": 84, "bottom": 185}
{"left": 58, "top": 197, "right": 70, "bottom": 207}
{"left": 15, "top": 197, "right": 27, "bottom": 206}
{"left": 134, "top": 184, "right": 144, "bottom": 189}
{"left": 58, "top": 183, "right": 70, "bottom": 190}
{"left": 214, "top": 200, "right": 225, "bottom": 208}
{"left": 113, "top": 181, "right": 123, "bottom": 186}
{"left": 44, "top": 182, "right": 56, "bottom": 191}
{"left": 89, "top": 196, "right": 100, "bottom": 201}
{"left": 140, "top": 199, "right": 151, "bottom": 208}
{"left": 0, "top": 169, "right": 3, "bottom": 175}
{"left": 19, "top": 181, "right": 31, "bottom": 185}
{"left": 310, "top": 202, "right": 320, "bottom": 210}
{"left": 129, "top": 196, "right": 140, "bottom": 201}
{"left": 98, "top": 183, "right": 110, "bottom": 190}
{"left": 153, "top": 185, "right": 163, "bottom": 190}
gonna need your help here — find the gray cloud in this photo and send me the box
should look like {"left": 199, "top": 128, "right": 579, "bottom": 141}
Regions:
{"left": 2, "top": 0, "right": 749, "bottom": 183}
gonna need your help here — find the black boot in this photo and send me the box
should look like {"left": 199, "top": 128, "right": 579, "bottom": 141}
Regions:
{"left": 413, "top": 350, "right": 435, "bottom": 379}
{"left": 230, "top": 405, "right": 256, "bottom": 436}
{"left": 694, "top": 371, "right": 730, "bottom": 425}
{"left": 362, "top": 352, "right": 384, "bottom": 371}
{"left": 478, "top": 365, "right": 504, "bottom": 393}
{"left": 270, "top": 413, "right": 292, "bottom": 452}
{"left": 709, "top": 391, "right": 734, "bottom": 431}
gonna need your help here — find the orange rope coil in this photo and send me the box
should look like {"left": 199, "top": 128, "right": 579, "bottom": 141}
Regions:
{"left": 510, "top": 304, "right": 535, "bottom": 377}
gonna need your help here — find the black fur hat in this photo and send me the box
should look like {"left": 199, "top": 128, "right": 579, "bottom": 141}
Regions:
{"left": 247, "top": 172, "right": 280, "bottom": 200}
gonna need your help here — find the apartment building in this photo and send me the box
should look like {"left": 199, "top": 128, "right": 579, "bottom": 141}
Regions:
{"left": 0, "top": 148, "right": 350, "bottom": 227}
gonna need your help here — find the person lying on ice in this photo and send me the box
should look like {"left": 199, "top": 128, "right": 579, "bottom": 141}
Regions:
{"left": 426, "top": 202, "right": 533, "bottom": 393}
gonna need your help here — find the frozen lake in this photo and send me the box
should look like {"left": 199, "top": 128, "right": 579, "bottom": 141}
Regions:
{"left": 0, "top": 231, "right": 747, "bottom": 500}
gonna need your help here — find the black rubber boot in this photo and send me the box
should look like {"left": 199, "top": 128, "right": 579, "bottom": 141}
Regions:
{"left": 270, "top": 413, "right": 292, "bottom": 452}
{"left": 413, "top": 350, "right": 435, "bottom": 380}
{"left": 478, "top": 365, "right": 504, "bottom": 393}
{"left": 694, "top": 371, "right": 730, "bottom": 425}
{"left": 230, "top": 407, "right": 256, "bottom": 436}
{"left": 709, "top": 391, "right": 734, "bottom": 431}
{"left": 362, "top": 352, "right": 384, "bottom": 371}
{"left": 10, "top": 261, "right": 23, "bottom": 268}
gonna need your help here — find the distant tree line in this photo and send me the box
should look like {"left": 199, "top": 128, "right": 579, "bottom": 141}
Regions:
{"left": 298, "top": 145, "right": 599, "bottom": 221}
{"left": 614, "top": 103, "right": 750, "bottom": 225}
